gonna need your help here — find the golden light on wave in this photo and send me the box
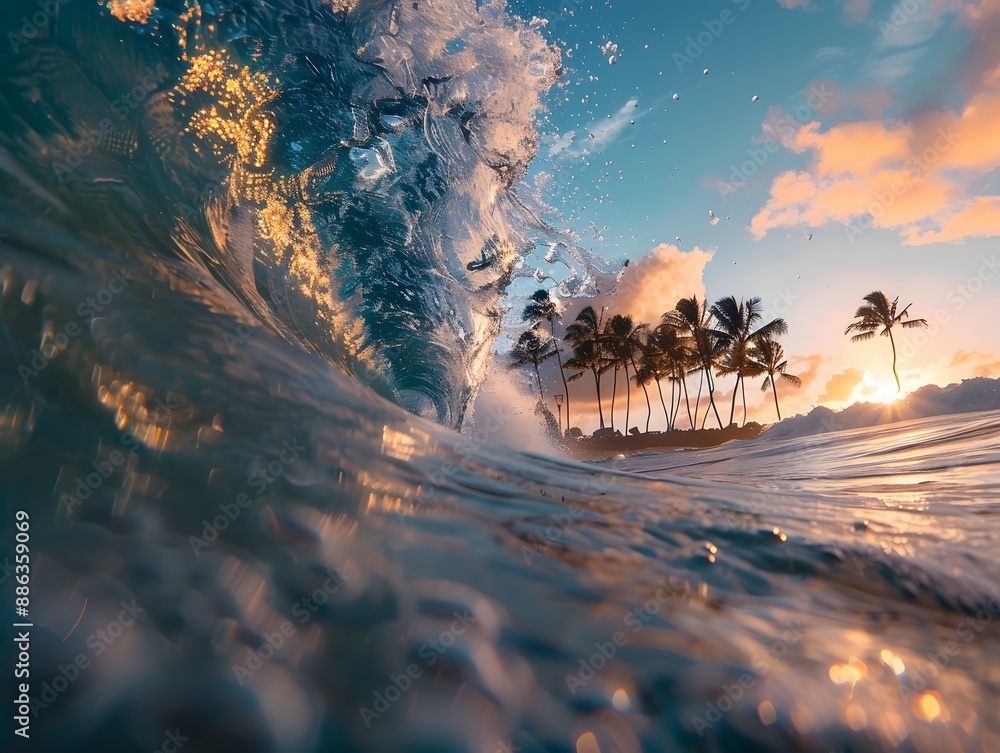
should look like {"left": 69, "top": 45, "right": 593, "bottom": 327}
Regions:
{"left": 757, "top": 700, "right": 777, "bottom": 725}
{"left": 108, "top": 0, "right": 155, "bottom": 24}
{"left": 916, "top": 692, "right": 943, "bottom": 722}
{"left": 880, "top": 648, "right": 906, "bottom": 675}
{"left": 169, "top": 43, "right": 365, "bottom": 365}
{"left": 576, "top": 731, "right": 601, "bottom": 753}
{"left": 828, "top": 656, "right": 867, "bottom": 688}
{"left": 611, "top": 688, "right": 631, "bottom": 712}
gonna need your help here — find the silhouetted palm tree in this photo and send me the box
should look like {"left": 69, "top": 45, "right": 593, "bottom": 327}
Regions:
{"left": 523, "top": 289, "right": 571, "bottom": 433}
{"left": 663, "top": 296, "right": 724, "bottom": 429}
{"left": 604, "top": 314, "right": 650, "bottom": 433}
{"left": 715, "top": 341, "right": 766, "bottom": 426}
{"left": 637, "top": 330, "right": 671, "bottom": 430}
{"left": 510, "top": 328, "right": 557, "bottom": 400}
{"left": 749, "top": 338, "right": 801, "bottom": 421}
{"left": 641, "top": 324, "right": 694, "bottom": 430}
{"left": 565, "top": 306, "right": 610, "bottom": 429}
{"left": 710, "top": 296, "right": 788, "bottom": 425}
{"left": 844, "top": 291, "right": 928, "bottom": 392}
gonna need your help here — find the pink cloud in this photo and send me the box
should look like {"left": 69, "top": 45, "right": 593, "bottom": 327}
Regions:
{"left": 749, "top": 1, "right": 1000, "bottom": 246}
{"left": 558, "top": 244, "right": 713, "bottom": 326}
{"left": 750, "top": 85, "right": 1000, "bottom": 244}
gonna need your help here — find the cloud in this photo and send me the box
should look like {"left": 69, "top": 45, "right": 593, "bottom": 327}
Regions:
{"left": 789, "top": 353, "right": 825, "bottom": 392}
{"left": 552, "top": 98, "right": 641, "bottom": 159}
{"left": 818, "top": 367, "right": 865, "bottom": 403}
{"left": 573, "top": 243, "right": 714, "bottom": 324}
{"left": 749, "top": 82, "right": 1000, "bottom": 244}
{"left": 548, "top": 130, "right": 577, "bottom": 158}
{"left": 749, "top": 0, "right": 1000, "bottom": 246}
{"left": 973, "top": 360, "right": 1000, "bottom": 377}
{"left": 775, "top": 0, "right": 871, "bottom": 20}
{"left": 945, "top": 349, "right": 1000, "bottom": 377}
{"left": 809, "top": 46, "right": 852, "bottom": 67}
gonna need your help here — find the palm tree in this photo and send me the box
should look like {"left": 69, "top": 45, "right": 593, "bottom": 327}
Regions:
{"left": 510, "top": 328, "right": 557, "bottom": 400}
{"left": 663, "top": 297, "right": 724, "bottom": 429}
{"left": 844, "top": 291, "right": 928, "bottom": 392}
{"left": 715, "top": 340, "right": 765, "bottom": 426}
{"left": 604, "top": 314, "right": 650, "bottom": 433}
{"left": 523, "top": 289, "right": 570, "bottom": 433}
{"left": 635, "top": 359, "right": 670, "bottom": 431}
{"left": 710, "top": 296, "right": 788, "bottom": 426}
{"left": 749, "top": 338, "right": 801, "bottom": 421}
{"left": 637, "top": 331, "right": 671, "bottom": 430}
{"left": 641, "top": 324, "right": 694, "bottom": 430}
{"left": 565, "top": 306, "right": 610, "bottom": 429}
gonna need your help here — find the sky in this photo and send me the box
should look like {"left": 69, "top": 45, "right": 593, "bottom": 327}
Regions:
{"left": 482, "top": 0, "right": 1000, "bottom": 433}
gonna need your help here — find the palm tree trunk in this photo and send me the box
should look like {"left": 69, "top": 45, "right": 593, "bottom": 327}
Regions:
{"left": 708, "top": 371, "right": 723, "bottom": 429}
{"left": 666, "top": 378, "right": 675, "bottom": 431}
{"left": 551, "top": 321, "right": 570, "bottom": 432}
{"left": 610, "top": 366, "right": 618, "bottom": 431}
{"left": 702, "top": 370, "right": 723, "bottom": 430}
{"left": 741, "top": 377, "right": 748, "bottom": 426}
{"left": 534, "top": 364, "right": 544, "bottom": 401}
{"left": 623, "top": 363, "right": 631, "bottom": 433}
{"left": 694, "top": 369, "right": 705, "bottom": 427}
{"left": 681, "top": 373, "right": 694, "bottom": 429}
{"left": 888, "top": 327, "right": 901, "bottom": 392}
{"left": 592, "top": 369, "right": 605, "bottom": 429}
{"left": 656, "top": 378, "right": 670, "bottom": 431}
{"left": 772, "top": 375, "right": 782, "bottom": 421}
{"left": 630, "top": 356, "right": 652, "bottom": 433}
{"left": 656, "top": 379, "right": 677, "bottom": 431}
{"left": 728, "top": 376, "right": 739, "bottom": 427}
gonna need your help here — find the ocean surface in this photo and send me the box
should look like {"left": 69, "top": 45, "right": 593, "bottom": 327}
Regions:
{"left": 2, "top": 1, "right": 1000, "bottom": 752}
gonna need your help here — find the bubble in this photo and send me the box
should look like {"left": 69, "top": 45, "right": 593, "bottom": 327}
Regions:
{"left": 751, "top": 95, "right": 760, "bottom": 103}
{"left": 672, "top": 93, "right": 680, "bottom": 101}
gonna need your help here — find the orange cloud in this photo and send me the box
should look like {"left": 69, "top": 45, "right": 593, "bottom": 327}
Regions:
{"left": 944, "top": 349, "right": 1000, "bottom": 377}
{"left": 790, "top": 353, "right": 825, "bottom": 392}
{"left": 818, "top": 367, "right": 864, "bottom": 403}
{"left": 750, "top": 5, "right": 1000, "bottom": 246}
{"left": 563, "top": 243, "right": 714, "bottom": 325}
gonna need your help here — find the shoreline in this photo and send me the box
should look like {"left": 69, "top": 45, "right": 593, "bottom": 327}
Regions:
{"left": 562, "top": 423, "right": 768, "bottom": 461}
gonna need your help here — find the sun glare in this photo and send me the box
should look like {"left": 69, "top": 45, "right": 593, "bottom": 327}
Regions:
{"left": 872, "top": 381, "right": 903, "bottom": 404}
{"left": 848, "top": 369, "right": 910, "bottom": 405}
